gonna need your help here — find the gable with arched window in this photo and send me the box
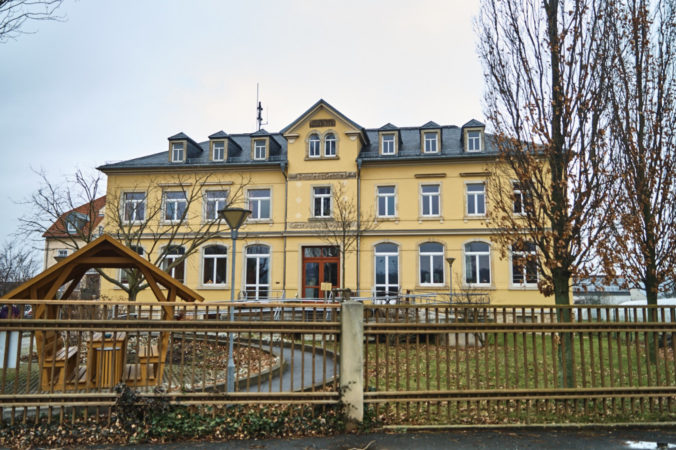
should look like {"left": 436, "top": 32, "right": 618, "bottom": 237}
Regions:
{"left": 324, "top": 132, "right": 336, "bottom": 157}
{"left": 308, "top": 133, "right": 321, "bottom": 158}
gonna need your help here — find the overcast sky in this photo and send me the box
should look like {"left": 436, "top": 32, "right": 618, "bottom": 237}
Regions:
{"left": 0, "top": 0, "right": 484, "bottom": 246}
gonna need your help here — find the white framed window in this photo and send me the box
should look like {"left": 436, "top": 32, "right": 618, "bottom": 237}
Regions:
{"left": 66, "top": 220, "right": 77, "bottom": 234}
{"left": 377, "top": 186, "right": 396, "bottom": 217}
{"left": 513, "top": 181, "right": 528, "bottom": 215}
{"left": 421, "top": 184, "right": 440, "bottom": 217}
{"left": 313, "top": 186, "right": 331, "bottom": 218}
{"left": 308, "top": 134, "right": 321, "bottom": 158}
{"left": 419, "top": 242, "right": 444, "bottom": 285}
{"left": 423, "top": 131, "right": 438, "bottom": 153}
{"left": 466, "top": 183, "right": 486, "bottom": 216}
{"left": 324, "top": 133, "right": 336, "bottom": 157}
{"left": 164, "top": 191, "right": 188, "bottom": 222}
{"left": 120, "top": 246, "right": 144, "bottom": 285}
{"left": 213, "top": 141, "right": 225, "bottom": 161}
{"left": 171, "top": 142, "right": 185, "bottom": 162}
{"left": 254, "top": 139, "right": 266, "bottom": 160}
{"left": 162, "top": 246, "right": 185, "bottom": 283}
{"left": 381, "top": 134, "right": 395, "bottom": 155}
{"left": 512, "top": 242, "right": 538, "bottom": 286}
{"left": 205, "top": 190, "right": 228, "bottom": 221}
{"left": 122, "top": 192, "right": 146, "bottom": 222}
{"left": 466, "top": 130, "right": 482, "bottom": 152}
{"left": 245, "top": 245, "right": 270, "bottom": 300}
{"left": 247, "top": 189, "right": 271, "bottom": 220}
{"left": 374, "top": 243, "right": 399, "bottom": 298}
{"left": 57, "top": 249, "right": 68, "bottom": 258}
{"left": 202, "top": 245, "right": 227, "bottom": 285}
{"left": 465, "top": 241, "right": 491, "bottom": 285}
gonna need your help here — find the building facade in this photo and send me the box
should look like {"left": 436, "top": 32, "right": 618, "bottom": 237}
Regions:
{"left": 98, "top": 100, "right": 548, "bottom": 305}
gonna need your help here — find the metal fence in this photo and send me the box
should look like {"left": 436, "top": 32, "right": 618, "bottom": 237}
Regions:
{"left": 363, "top": 304, "right": 676, "bottom": 425}
{"left": 0, "top": 300, "right": 340, "bottom": 425}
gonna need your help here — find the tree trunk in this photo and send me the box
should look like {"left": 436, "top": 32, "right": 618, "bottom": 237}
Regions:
{"left": 553, "top": 269, "right": 574, "bottom": 388}
{"left": 645, "top": 266, "right": 658, "bottom": 364}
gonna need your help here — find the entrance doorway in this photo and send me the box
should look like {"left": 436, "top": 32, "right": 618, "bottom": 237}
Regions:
{"left": 302, "top": 246, "right": 339, "bottom": 299}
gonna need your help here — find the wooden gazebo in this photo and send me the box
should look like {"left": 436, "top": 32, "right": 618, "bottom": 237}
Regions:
{"left": 2, "top": 234, "right": 203, "bottom": 390}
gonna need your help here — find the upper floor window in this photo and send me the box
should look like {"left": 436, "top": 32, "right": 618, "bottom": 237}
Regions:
{"left": 466, "top": 183, "right": 485, "bottom": 216}
{"left": 122, "top": 192, "right": 145, "bottom": 222}
{"left": 419, "top": 242, "right": 444, "bottom": 285}
{"left": 513, "top": 181, "right": 531, "bottom": 215}
{"left": 164, "top": 191, "right": 187, "bottom": 222}
{"left": 254, "top": 139, "right": 266, "bottom": 160}
{"left": 205, "top": 190, "right": 228, "bottom": 221}
{"left": 171, "top": 142, "right": 185, "bottom": 162}
{"left": 377, "top": 186, "right": 396, "bottom": 218}
{"left": 421, "top": 184, "right": 440, "bottom": 217}
{"left": 512, "top": 242, "right": 538, "bottom": 286}
{"left": 423, "top": 132, "right": 438, "bottom": 153}
{"left": 324, "top": 133, "right": 336, "bottom": 157}
{"left": 381, "top": 134, "right": 395, "bottom": 155}
{"left": 465, "top": 241, "right": 490, "bottom": 285}
{"left": 466, "top": 130, "right": 482, "bottom": 152}
{"left": 248, "top": 189, "right": 271, "bottom": 220}
{"left": 313, "top": 186, "right": 331, "bottom": 218}
{"left": 162, "top": 246, "right": 185, "bottom": 283}
{"left": 203, "top": 245, "right": 227, "bottom": 285}
{"left": 309, "top": 134, "right": 321, "bottom": 158}
{"left": 213, "top": 141, "right": 225, "bottom": 161}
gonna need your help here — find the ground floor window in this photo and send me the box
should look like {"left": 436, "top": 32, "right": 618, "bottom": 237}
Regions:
{"left": 245, "top": 245, "right": 270, "bottom": 299}
{"left": 162, "top": 246, "right": 185, "bottom": 283}
{"left": 374, "top": 243, "right": 399, "bottom": 297}
{"left": 419, "top": 242, "right": 444, "bottom": 285}
{"left": 203, "top": 245, "right": 227, "bottom": 285}
{"left": 512, "top": 241, "right": 537, "bottom": 286}
{"left": 302, "top": 246, "right": 339, "bottom": 299}
{"left": 465, "top": 241, "right": 490, "bottom": 285}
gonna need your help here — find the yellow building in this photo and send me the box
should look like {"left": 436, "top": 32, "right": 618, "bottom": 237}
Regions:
{"left": 98, "top": 100, "right": 548, "bottom": 305}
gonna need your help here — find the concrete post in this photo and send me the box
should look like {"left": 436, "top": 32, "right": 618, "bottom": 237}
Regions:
{"left": 340, "top": 301, "right": 364, "bottom": 429}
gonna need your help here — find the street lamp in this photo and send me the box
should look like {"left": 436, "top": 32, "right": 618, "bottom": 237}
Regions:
{"left": 218, "top": 207, "right": 251, "bottom": 393}
{"left": 446, "top": 257, "right": 456, "bottom": 302}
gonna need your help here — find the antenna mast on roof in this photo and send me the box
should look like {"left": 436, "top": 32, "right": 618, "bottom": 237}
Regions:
{"left": 256, "top": 83, "right": 268, "bottom": 131}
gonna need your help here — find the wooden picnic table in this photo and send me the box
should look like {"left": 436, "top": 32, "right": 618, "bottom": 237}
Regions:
{"left": 88, "top": 332, "right": 127, "bottom": 388}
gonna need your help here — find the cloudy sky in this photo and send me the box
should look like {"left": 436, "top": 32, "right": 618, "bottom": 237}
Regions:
{"left": 0, "top": 0, "right": 484, "bottom": 247}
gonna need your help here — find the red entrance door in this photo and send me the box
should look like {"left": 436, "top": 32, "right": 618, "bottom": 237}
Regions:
{"left": 302, "top": 246, "right": 339, "bottom": 299}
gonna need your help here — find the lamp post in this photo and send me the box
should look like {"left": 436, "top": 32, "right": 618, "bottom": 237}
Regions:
{"left": 218, "top": 207, "right": 251, "bottom": 393}
{"left": 446, "top": 257, "right": 456, "bottom": 302}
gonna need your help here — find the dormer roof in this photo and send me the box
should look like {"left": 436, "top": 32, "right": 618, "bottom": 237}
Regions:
{"left": 208, "top": 130, "right": 228, "bottom": 139}
{"left": 420, "top": 121, "right": 441, "bottom": 129}
{"left": 379, "top": 123, "right": 399, "bottom": 131}
{"left": 462, "top": 119, "right": 485, "bottom": 128}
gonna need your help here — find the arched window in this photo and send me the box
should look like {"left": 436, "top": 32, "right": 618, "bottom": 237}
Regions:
{"left": 419, "top": 242, "right": 444, "bottom": 285}
{"left": 511, "top": 241, "right": 537, "bottom": 286}
{"left": 203, "top": 245, "right": 227, "bottom": 285}
{"left": 324, "top": 133, "right": 336, "bottom": 157}
{"left": 245, "top": 245, "right": 270, "bottom": 299}
{"left": 308, "top": 134, "right": 321, "bottom": 158}
{"left": 464, "top": 241, "right": 490, "bottom": 285}
{"left": 374, "top": 243, "right": 399, "bottom": 297}
{"left": 162, "top": 246, "right": 185, "bottom": 283}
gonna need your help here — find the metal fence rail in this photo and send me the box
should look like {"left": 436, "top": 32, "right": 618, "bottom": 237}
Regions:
{"left": 0, "top": 300, "right": 340, "bottom": 425}
{"left": 364, "top": 304, "right": 676, "bottom": 425}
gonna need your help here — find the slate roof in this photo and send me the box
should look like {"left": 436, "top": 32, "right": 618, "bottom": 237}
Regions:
{"left": 98, "top": 100, "right": 498, "bottom": 171}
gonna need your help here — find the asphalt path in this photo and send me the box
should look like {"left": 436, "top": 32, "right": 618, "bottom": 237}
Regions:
{"left": 111, "top": 427, "right": 676, "bottom": 449}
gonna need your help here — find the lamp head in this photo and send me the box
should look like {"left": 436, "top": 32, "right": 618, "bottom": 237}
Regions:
{"left": 218, "top": 207, "right": 252, "bottom": 230}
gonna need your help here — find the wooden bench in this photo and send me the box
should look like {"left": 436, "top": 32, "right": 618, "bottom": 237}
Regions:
{"left": 126, "top": 344, "right": 161, "bottom": 386}
{"left": 39, "top": 333, "right": 79, "bottom": 391}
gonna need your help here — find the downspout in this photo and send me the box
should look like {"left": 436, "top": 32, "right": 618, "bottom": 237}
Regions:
{"left": 356, "top": 158, "right": 362, "bottom": 294}
{"left": 281, "top": 161, "right": 288, "bottom": 298}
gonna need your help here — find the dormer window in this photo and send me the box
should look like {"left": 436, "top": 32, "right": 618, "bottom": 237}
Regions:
{"left": 466, "top": 130, "right": 482, "bottom": 152}
{"left": 324, "top": 133, "right": 336, "bottom": 157}
{"left": 382, "top": 134, "right": 395, "bottom": 155}
{"left": 213, "top": 141, "right": 225, "bottom": 161}
{"left": 171, "top": 142, "right": 185, "bottom": 162}
{"left": 66, "top": 221, "right": 77, "bottom": 234}
{"left": 309, "top": 134, "right": 321, "bottom": 158}
{"left": 423, "top": 131, "right": 438, "bottom": 153}
{"left": 254, "top": 139, "right": 267, "bottom": 160}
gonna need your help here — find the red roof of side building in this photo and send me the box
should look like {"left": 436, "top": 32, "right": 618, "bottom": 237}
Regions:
{"left": 42, "top": 196, "right": 106, "bottom": 238}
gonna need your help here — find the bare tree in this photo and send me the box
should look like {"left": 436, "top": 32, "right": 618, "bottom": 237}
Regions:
{"left": 20, "top": 169, "right": 250, "bottom": 300}
{"left": 0, "top": 241, "right": 37, "bottom": 296}
{"left": 600, "top": 0, "right": 676, "bottom": 360}
{"left": 477, "top": 0, "right": 615, "bottom": 386}
{"left": 315, "top": 182, "right": 379, "bottom": 291}
{"left": 0, "top": 0, "right": 64, "bottom": 43}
